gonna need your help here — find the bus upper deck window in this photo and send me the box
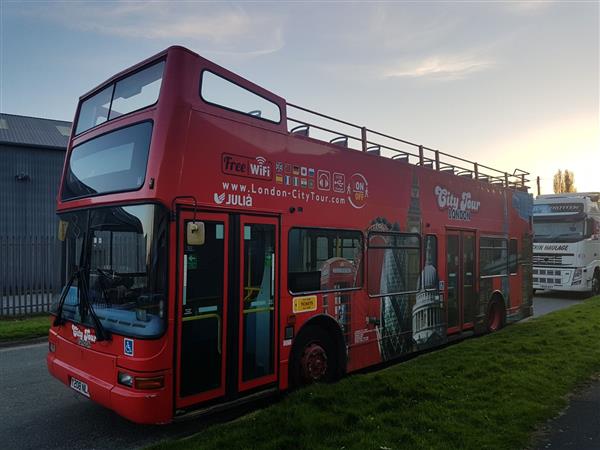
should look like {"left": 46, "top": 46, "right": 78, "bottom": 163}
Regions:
{"left": 110, "top": 61, "right": 165, "bottom": 119}
{"left": 200, "top": 71, "right": 281, "bottom": 124}
{"left": 75, "top": 86, "right": 113, "bottom": 134}
{"left": 75, "top": 60, "right": 165, "bottom": 135}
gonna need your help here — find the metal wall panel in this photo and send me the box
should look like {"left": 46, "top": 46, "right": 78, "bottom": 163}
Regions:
{"left": 0, "top": 144, "right": 65, "bottom": 315}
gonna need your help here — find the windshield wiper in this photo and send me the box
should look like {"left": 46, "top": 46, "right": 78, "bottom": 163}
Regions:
{"left": 78, "top": 267, "right": 111, "bottom": 341}
{"left": 53, "top": 267, "right": 111, "bottom": 341}
{"left": 53, "top": 268, "right": 82, "bottom": 327}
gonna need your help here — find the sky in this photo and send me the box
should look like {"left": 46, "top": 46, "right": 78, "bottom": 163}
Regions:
{"left": 1, "top": 0, "right": 598, "bottom": 195}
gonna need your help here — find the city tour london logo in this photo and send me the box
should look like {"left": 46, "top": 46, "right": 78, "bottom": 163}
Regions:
{"left": 434, "top": 185, "right": 480, "bottom": 221}
{"left": 72, "top": 324, "right": 97, "bottom": 348}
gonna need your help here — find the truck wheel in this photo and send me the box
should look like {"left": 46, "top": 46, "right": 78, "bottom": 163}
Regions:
{"left": 592, "top": 271, "right": 600, "bottom": 297}
{"left": 290, "top": 326, "right": 338, "bottom": 388}
{"left": 487, "top": 299, "right": 505, "bottom": 332}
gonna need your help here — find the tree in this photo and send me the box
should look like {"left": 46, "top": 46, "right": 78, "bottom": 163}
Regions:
{"left": 563, "top": 170, "right": 576, "bottom": 193}
{"left": 553, "top": 169, "right": 576, "bottom": 193}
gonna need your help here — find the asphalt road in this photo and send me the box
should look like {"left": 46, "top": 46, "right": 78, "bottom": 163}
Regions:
{"left": 0, "top": 293, "right": 589, "bottom": 450}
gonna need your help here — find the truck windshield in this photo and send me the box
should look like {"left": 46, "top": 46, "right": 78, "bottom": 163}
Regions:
{"left": 533, "top": 219, "right": 587, "bottom": 243}
{"left": 54, "top": 204, "right": 168, "bottom": 338}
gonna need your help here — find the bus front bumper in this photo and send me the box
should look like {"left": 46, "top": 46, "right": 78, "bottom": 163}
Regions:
{"left": 47, "top": 334, "right": 172, "bottom": 424}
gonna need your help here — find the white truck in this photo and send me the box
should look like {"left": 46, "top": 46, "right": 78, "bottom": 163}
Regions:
{"left": 532, "top": 192, "right": 600, "bottom": 296}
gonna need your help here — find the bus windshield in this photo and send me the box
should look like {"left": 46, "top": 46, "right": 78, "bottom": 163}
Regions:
{"left": 62, "top": 121, "right": 152, "bottom": 200}
{"left": 533, "top": 219, "right": 587, "bottom": 243}
{"left": 54, "top": 204, "right": 168, "bottom": 338}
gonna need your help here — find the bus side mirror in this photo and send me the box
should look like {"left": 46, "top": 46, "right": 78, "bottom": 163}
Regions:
{"left": 186, "top": 221, "right": 205, "bottom": 246}
{"left": 58, "top": 220, "right": 68, "bottom": 242}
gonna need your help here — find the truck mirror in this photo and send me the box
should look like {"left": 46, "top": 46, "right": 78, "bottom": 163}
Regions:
{"left": 58, "top": 220, "right": 68, "bottom": 242}
{"left": 186, "top": 221, "right": 205, "bottom": 246}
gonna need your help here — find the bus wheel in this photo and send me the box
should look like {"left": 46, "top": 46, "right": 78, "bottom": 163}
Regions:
{"left": 291, "top": 326, "right": 337, "bottom": 387}
{"left": 487, "top": 299, "right": 505, "bottom": 332}
{"left": 592, "top": 271, "right": 600, "bottom": 297}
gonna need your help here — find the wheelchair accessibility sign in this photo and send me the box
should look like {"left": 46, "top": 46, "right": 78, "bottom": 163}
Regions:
{"left": 124, "top": 338, "right": 134, "bottom": 357}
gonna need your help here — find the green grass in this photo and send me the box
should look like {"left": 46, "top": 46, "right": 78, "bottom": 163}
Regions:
{"left": 0, "top": 315, "right": 50, "bottom": 342}
{"left": 153, "top": 296, "right": 600, "bottom": 450}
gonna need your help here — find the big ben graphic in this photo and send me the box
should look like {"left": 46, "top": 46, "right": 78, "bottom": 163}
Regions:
{"left": 406, "top": 171, "right": 421, "bottom": 234}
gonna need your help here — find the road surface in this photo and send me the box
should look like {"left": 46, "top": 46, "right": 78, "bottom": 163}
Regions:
{"left": 0, "top": 293, "right": 587, "bottom": 449}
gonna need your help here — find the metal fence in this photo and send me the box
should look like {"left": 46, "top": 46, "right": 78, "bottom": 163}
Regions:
{"left": 0, "top": 235, "right": 62, "bottom": 316}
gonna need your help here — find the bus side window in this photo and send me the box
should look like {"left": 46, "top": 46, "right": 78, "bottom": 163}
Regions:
{"left": 509, "top": 238, "right": 518, "bottom": 275}
{"left": 480, "top": 237, "right": 508, "bottom": 277}
{"left": 287, "top": 228, "right": 363, "bottom": 294}
{"left": 367, "top": 232, "right": 421, "bottom": 296}
{"left": 200, "top": 70, "right": 281, "bottom": 124}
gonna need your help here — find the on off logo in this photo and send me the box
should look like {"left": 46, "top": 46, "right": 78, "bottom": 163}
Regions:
{"left": 222, "top": 153, "right": 272, "bottom": 181}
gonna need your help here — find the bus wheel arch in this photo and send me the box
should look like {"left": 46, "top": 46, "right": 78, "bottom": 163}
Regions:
{"left": 487, "top": 292, "right": 506, "bottom": 332}
{"left": 289, "top": 315, "right": 346, "bottom": 388}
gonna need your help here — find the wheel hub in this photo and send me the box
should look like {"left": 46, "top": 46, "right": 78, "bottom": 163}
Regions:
{"left": 300, "top": 343, "right": 328, "bottom": 382}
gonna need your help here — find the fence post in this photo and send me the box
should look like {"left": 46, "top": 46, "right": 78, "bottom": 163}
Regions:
{"left": 361, "top": 127, "right": 367, "bottom": 152}
{"left": 418, "top": 145, "right": 424, "bottom": 165}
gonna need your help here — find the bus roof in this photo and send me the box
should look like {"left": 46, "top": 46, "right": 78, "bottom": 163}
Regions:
{"left": 74, "top": 45, "right": 531, "bottom": 192}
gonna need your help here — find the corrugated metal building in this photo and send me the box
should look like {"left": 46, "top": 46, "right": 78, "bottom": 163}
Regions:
{"left": 0, "top": 113, "right": 71, "bottom": 315}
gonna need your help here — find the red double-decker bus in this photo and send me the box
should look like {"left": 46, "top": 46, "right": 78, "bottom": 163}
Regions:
{"left": 48, "top": 46, "right": 533, "bottom": 424}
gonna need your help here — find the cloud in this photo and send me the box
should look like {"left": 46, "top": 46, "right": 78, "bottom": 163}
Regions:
{"left": 383, "top": 54, "right": 495, "bottom": 80}
{"left": 17, "top": 2, "right": 286, "bottom": 58}
{"left": 502, "top": 1, "right": 553, "bottom": 14}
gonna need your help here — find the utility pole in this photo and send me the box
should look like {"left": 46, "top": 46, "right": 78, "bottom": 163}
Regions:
{"left": 536, "top": 176, "right": 541, "bottom": 197}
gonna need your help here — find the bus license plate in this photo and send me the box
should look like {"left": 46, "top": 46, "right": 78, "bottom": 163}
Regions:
{"left": 70, "top": 377, "right": 90, "bottom": 397}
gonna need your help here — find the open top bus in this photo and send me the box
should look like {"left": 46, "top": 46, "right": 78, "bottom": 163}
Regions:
{"left": 48, "top": 46, "right": 533, "bottom": 424}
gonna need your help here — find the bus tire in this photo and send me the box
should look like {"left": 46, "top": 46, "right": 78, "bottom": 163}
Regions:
{"left": 290, "top": 325, "right": 338, "bottom": 388}
{"left": 487, "top": 297, "right": 505, "bottom": 332}
{"left": 591, "top": 270, "right": 600, "bottom": 297}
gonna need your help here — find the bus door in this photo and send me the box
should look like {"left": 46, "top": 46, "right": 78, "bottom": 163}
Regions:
{"left": 446, "top": 230, "right": 476, "bottom": 334}
{"left": 177, "top": 212, "right": 230, "bottom": 407}
{"left": 237, "top": 215, "right": 278, "bottom": 392}
{"left": 176, "top": 212, "right": 278, "bottom": 409}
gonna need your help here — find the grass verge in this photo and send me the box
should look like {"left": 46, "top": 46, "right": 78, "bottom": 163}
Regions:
{"left": 153, "top": 296, "right": 600, "bottom": 450}
{"left": 0, "top": 315, "right": 50, "bottom": 342}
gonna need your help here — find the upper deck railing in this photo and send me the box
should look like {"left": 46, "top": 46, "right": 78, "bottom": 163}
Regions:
{"left": 286, "top": 103, "right": 530, "bottom": 191}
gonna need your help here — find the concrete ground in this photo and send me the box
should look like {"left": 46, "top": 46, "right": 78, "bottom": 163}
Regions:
{"left": 532, "top": 291, "right": 600, "bottom": 450}
{"left": 534, "top": 377, "right": 600, "bottom": 449}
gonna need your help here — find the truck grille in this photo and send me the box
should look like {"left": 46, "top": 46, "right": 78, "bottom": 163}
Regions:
{"left": 532, "top": 267, "right": 563, "bottom": 285}
{"left": 532, "top": 254, "right": 566, "bottom": 266}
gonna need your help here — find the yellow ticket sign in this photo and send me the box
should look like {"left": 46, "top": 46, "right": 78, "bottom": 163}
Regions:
{"left": 293, "top": 295, "right": 317, "bottom": 313}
